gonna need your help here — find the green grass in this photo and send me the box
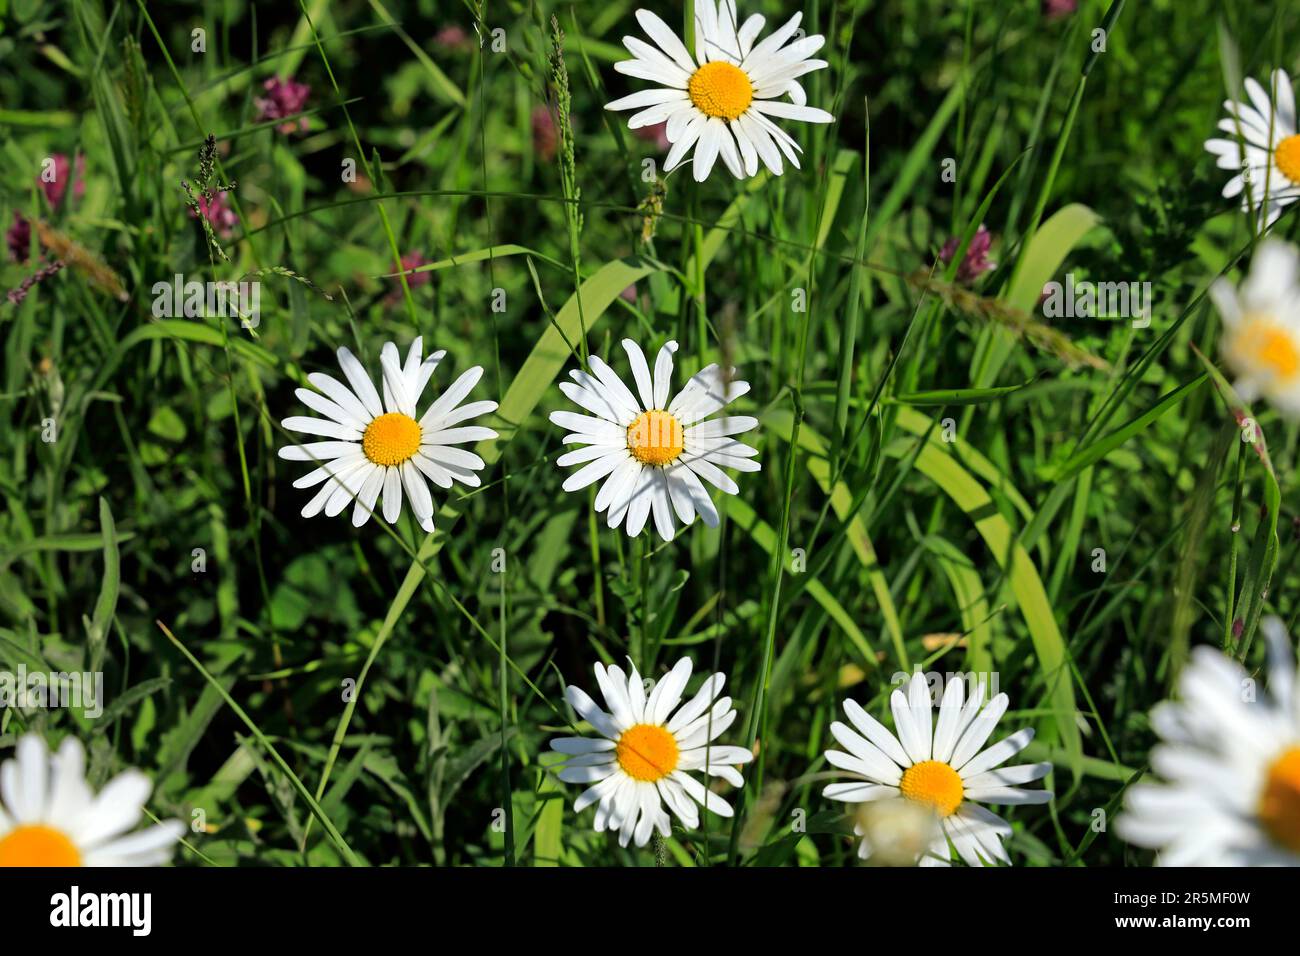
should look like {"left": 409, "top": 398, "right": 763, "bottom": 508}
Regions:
{"left": 2, "top": 0, "right": 1299, "bottom": 866}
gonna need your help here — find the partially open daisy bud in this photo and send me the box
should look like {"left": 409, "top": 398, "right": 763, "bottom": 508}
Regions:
{"left": 853, "top": 797, "right": 941, "bottom": 866}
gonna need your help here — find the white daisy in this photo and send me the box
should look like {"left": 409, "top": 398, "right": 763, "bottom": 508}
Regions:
{"left": 1116, "top": 618, "right": 1300, "bottom": 866}
{"left": 549, "top": 338, "right": 760, "bottom": 542}
{"left": 1205, "top": 69, "right": 1300, "bottom": 228}
{"left": 549, "top": 656, "right": 752, "bottom": 848}
{"left": 1210, "top": 238, "right": 1300, "bottom": 417}
{"left": 822, "top": 672, "right": 1052, "bottom": 866}
{"left": 0, "top": 733, "right": 184, "bottom": 867}
{"left": 605, "top": 1, "right": 834, "bottom": 181}
{"left": 279, "top": 338, "right": 498, "bottom": 532}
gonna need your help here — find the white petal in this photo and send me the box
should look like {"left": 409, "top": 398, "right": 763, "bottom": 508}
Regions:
{"left": 652, "top": 341, "right": 678, "bottom": 409}
{"left": 73, "top": 770, "right": 151, "bottom": 847}
{"left": 622, "top": 339, "right": 656, "bottom": 410}
{"left": 420, "top": 366, "right": 485, "bottom": 428}
{"left": 751, "top": 100, "right": 834, "bottom": 124}
{"left": 381, "top": 466, "right": 402, "bottom": 523}
{"left": 693, "top": 119, "right": 723, "bottom": 181}
{"left": 281, "top": 416, "right": 363, "bottom": 441}
{"left": 647, "top": 658, "right": 693, "bottom": 726}
{"left": 308, "top": 372, "right": 376, "bottom": 425}
{"left": 843, "top": 698, "right": 913, "bottom": 767}
{"left": 606, "top": 88, "right": 689, "bottom": 112}
{"left": 336, "top": 347, "right": 384, "bottom": 418}
{"left": 635, "top": 9, "right": 699, "bottom": 75}
{"left": 948, "top": 694, "right": 1010, "bottom": 770}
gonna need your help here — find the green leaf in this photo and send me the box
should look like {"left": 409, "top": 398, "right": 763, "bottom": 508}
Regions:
{"left": 87, "top": 498, "right": 120, "bottom": 671}
{"left": 894, "top": 381, "right": 1034, "bottom": 406}
{"left": 921, "top": 535, "right": 995, "bottom": 675}
{"left": 761, "top": 410, "right": 904, "bottom": 666}
{"left": 147, "top": 406, "right": 187, "bottom": 442}
{"left": 533, "top": 755, "right": 564, "bottom": 867}
{"left": 157, "top": 621, "right": 362, "bottom": 866}
{"left": 1193, "top": 347, "right": 1281, "bottom": 658}
{"left": 722, "top": 497, "right": 877, "bottom": 665}
{"left": 973, "top": 203, "right": 1100, "bottom": 388}
{"left": 366, "top": 0, "right": 466, "bottom": 107}
{"left": 1045, "top": 374, "right": 1207, "bottom": 482}
{"left": 886, "top": 435, "right": 1082, "bottom": 774}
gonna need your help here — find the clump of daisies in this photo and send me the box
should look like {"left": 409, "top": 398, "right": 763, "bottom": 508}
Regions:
{"left": 1205, "top": 70, "right": 1300, "bottom": 228}
{"left": 279, "top": 338, "right": 498, "bottom": 532}
{"left": 1117, "top": 618, "right": 1300, "bottom": 865}
{"left": 549, "top": 656, "right": 752, "bottom": 847}
{"left": 549, "top": 339, "right": 760, "bottom": 541}
{"left": 605, "top": 1, "right": 834, "bottom": 180}
{"left": 1210, "top": 238, "right": 1300, "bottom": 416}
{"left": 822, "top": 672, "right": 1052, "bottom": 866}
{"left": 0, "top": 734, "right": 183, "bottom": 867}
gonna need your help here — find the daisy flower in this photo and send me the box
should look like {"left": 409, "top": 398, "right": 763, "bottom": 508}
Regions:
{"left": 279, "top": 338, "right": 498, "bottom": 532}
{"left": 0, "top": 733, "right": 183, "bottom": 867}
{"left": 549, "top": 339, "right": 760, "bottom": 542}
{"left": 605, "top": 1, "right": 834, "bottom": 181}
{"left": 549, "top": 656, "right": 752, "bottom": 848}
{"left": 1205, "top": 70, "right": 1300, "bottom": 228}
{"left": 822, "top": 672, "right": 1052, "bottom": 866}
{"left": 1116, "top": 618, "right": 1300, "bottom": 866}
{"left": 1210, "top": 239, "right": 1300, "bottom": 416}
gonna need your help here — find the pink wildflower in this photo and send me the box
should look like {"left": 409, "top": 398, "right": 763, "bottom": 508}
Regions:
{"left": 191, "top": 191, "right": 239, "bottom": 239}
{"left": 532, "top": 105, "right": 559, "bottom": 162}
{"left": 434, "top": 26, "right": 473, "bottom": 52}
{"left": 38, "top": 154, "right": 84, "bottom": 208}
{"left": 386, "top": 251, "right": 431, "bottom": 303}
{"left": 255, "top": 76, "right": 311, "bottom": 134}
{"left": 6, "top": 213, "right": 31, "bottom": 263}
{"left": 1042, "top": 0, "right": 1078, "bottom": 19}
{"left": 939, "top": 224, "right": 996, "bottom": 283}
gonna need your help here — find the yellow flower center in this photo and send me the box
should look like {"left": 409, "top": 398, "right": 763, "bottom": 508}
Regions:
{"left": 362, "top": 412, "right": 422, "bottom": 467}
{"left": 627, "top": 410, "right": 684, "bottom": 466}
{"left": 1234, "top": 316, "right": 1300, "bottom": 383}
{"left": 0, "top": 825, "right": 82, "bottom": 866}
{"left": 688, "top": 61, "right": 753, "bottom": 121}
{"left": 1259, "top": 745, "right": 1300, "bottom": 853}
{"left": 899, "top": 760, "right": 964, "bottom": 817}
{"left": 615, "top": 723, "right": 680, "bottom": 782}
{"left": 1275, "top": 134, "right": 1300, "bottom": 184}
